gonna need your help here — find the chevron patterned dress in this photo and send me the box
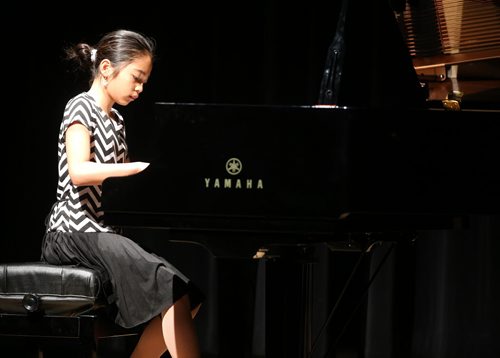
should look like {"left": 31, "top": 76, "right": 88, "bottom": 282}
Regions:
{"left": 41, "top": 92, "right": 204, "bottom": 328}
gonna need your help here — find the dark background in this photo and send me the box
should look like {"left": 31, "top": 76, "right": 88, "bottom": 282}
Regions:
{"left": 4, "top": 1, "right": 500, "bottom": 357}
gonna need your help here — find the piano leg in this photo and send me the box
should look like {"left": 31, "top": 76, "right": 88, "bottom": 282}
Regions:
{"left": 263, "top": 244, "right": 316, "bottom": 358}
{"left": 262, "top": 235, "right": 412, "bottom": 358}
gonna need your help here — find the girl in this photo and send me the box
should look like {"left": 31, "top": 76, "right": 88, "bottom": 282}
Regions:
{"left": 41, "top": 29, "right": 204, "bottom": 358}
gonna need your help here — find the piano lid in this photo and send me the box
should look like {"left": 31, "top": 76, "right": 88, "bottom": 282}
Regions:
{"left": 318, "top": 0, "right": 428, "bottom": 109}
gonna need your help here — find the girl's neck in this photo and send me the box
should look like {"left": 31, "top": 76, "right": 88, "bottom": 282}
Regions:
{"left": 87, "top": 79, "right": 114, "bottom": 116}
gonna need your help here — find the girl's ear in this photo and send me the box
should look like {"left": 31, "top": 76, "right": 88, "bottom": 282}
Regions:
{"left": 99, "top": 59, "right": 113, "bottom": 78}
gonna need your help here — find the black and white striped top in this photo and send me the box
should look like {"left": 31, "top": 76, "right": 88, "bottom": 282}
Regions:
{"left": 46, "top": 92, "right": 128, "bottom": 233}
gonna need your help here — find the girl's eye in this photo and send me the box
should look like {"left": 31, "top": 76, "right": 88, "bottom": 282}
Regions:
{"left": 132, "top": 73, "right": 148, "bottom": 85}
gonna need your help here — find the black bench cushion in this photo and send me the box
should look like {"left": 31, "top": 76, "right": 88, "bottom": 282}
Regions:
{"left": 0, "top": 262, "right": 104, "bottom": 316}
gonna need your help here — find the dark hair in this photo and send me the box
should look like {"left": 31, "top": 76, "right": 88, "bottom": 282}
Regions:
{"left": 64, "top": 29, "right": 156, "bottom": 85}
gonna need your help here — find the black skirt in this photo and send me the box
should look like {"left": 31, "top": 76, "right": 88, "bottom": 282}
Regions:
{"left": 41, "top": 231, "right": 204, "bottom": 329}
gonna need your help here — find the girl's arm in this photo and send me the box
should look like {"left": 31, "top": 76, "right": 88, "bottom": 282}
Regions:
{"left": 65, "top": 123, "right": 149, "bottom": 186}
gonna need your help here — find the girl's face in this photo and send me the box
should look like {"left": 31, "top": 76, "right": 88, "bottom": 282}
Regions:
{"left": 106, "top": 54, "right": 153, "bottom": 107}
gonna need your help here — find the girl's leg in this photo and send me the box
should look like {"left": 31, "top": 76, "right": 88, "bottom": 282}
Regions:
{"left": 131, "top": 294, "right": 200, "bottom": 358}
{"left": 161, "top": 294, "right": 201, "bottom": 358}
{"left": 130, "top": 315, "right": 166, "bottom": 358}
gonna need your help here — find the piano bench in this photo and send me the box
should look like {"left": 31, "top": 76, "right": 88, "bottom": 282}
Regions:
{"left": 0, "top": 262, "right": 139, "bottom": 357}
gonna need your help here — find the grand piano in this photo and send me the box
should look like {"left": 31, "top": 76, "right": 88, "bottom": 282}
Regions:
{"left": 102, "top": 0, "right": 500, "bottom": 357}
{"left": 103, "top": 102, "right": 500, "bottom": 249}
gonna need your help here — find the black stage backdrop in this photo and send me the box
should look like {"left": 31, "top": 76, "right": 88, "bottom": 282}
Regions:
{"left": 4, "top": 1, "right": 500, "bottom": 358}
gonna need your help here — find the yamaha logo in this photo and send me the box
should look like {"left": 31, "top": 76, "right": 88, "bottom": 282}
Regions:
{"left": 204, "top": 157, "right": 264, "bottom": 190}
{"left": 226, "top": 158, "right": 242, "bottom": 175}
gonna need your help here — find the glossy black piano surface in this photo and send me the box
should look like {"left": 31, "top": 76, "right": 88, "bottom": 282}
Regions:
{"left": 102, "top": 102, "right": 500, "bottom": 238}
